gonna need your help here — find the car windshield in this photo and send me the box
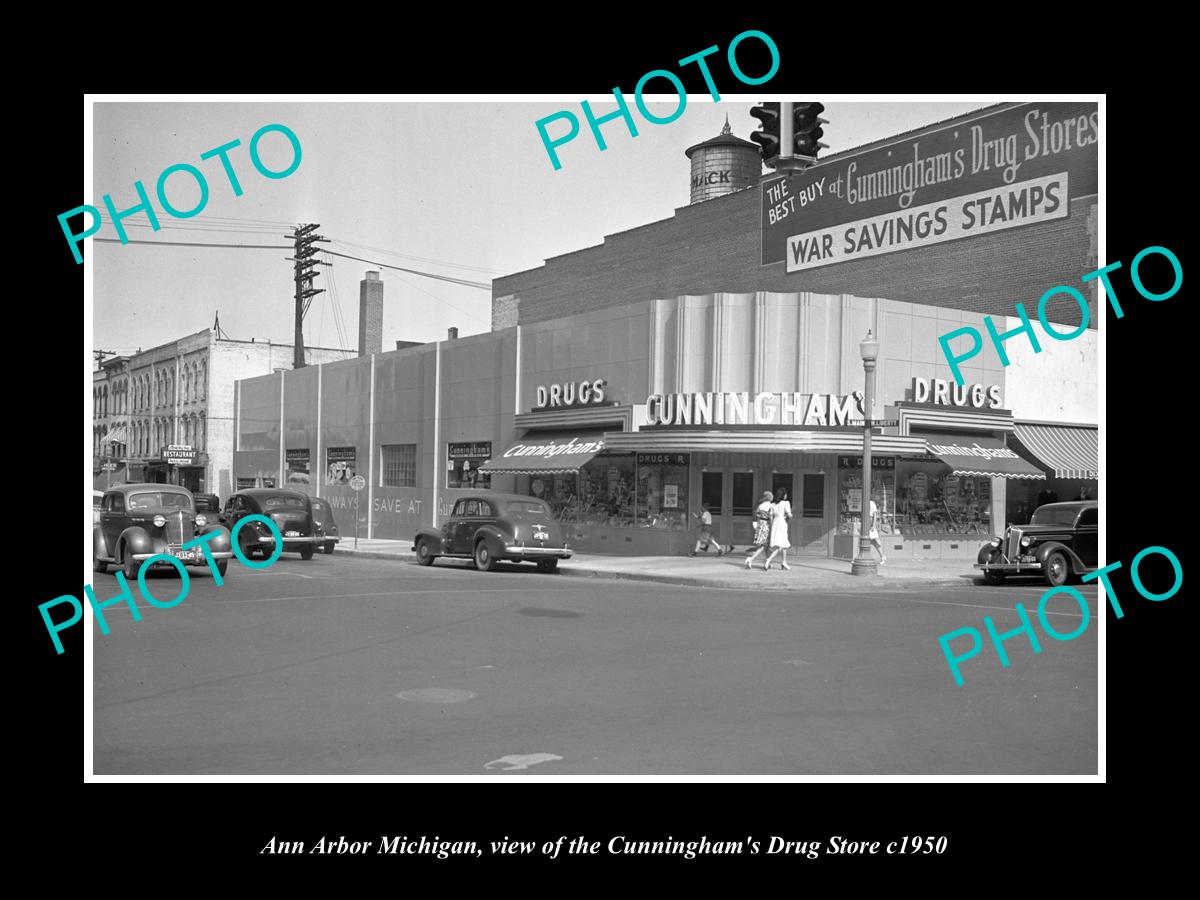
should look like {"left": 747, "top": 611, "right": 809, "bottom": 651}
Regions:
{"left": 128, "top": 491, "right": 193, "bottom": 511}
{"left": 263, "top": 495, "right": 307, "bottom": 509}
{"left": 1029, "top": 506, "right": 1080, "bottom": 526}
{"left": 506, "top": 500, "right": 550, "bottom": 516}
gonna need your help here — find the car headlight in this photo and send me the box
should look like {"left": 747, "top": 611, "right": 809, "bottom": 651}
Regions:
{"left": 153, "top": 514, "right": 166, "bottom": 527}
{"left": 195, "top": 514, "right": 207, "bottom": 528}
{"left": 987, "top": 538, "right": 1000, "bottom": 547}
{"left": 1020, "top": 537, "right": 1032, "bottom": 548}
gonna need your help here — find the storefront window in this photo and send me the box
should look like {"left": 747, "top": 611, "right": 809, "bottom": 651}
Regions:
{"left": 529, "top": 472, "right": 577, "bottom": 520}
{"left": 837, "top": 456, "right": 895, "bottom": 536}
{"left": 895, "top": 459, "right": 991, "bottom": 535}
{"left": 447, "top": 442, "right": 492, "bottom": 490}
{"left": 529, "top": 455, "right": 635, "bottom": 526}
{"left": 636, "top": 453, "right": 690, "bottom": 531}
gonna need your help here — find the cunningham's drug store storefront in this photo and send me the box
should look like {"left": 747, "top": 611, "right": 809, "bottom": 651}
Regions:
{"left": 233, "top": 102, "right": 1098, "bottom": 557}
{"left": 231, "top": 292, "right": 1096, "bottom": 559}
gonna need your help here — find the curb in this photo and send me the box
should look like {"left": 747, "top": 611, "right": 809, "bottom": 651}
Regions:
{"left": 333, "top": 546, "right": 972, "bottom": 592}
{"left": 557, "top": 566, "right": 971, "bottom": 593}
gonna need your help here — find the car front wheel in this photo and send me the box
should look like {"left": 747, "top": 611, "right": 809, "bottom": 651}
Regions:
{"left": 537, "top": 558, "right": 559, "bottom": 573}
{"left": 982, "top": 568, "right": 1005, "bottom": 585}
{"left": 123, "top": 546, "right": 139, "bottom": 581}
{"left": 216, "top": 559, "right": 229, "bottom": 577}
{"left": 416, "top": 539, "right": 435, "bottom": 566}
{"left": 300, "top": 546, "right": 314, "bottom": 560}
{"left": 1043, "top": 550, "right": 1070, "bottom": 587}
{"left": 474, "top": 540, "right": 497, "bottom": 572}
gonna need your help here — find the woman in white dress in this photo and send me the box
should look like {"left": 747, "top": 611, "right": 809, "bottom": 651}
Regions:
{"left": 763, "top": 487, "right": 793, "bottom": 570}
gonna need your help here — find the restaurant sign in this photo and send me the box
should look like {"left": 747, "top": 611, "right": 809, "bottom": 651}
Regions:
{"left": 761, "top": 102, "right": 1098, "bottom": 270}
{"left": 162, "top": 444, "right": 197, "bottom": 464}
{"left": 645, "top": 391, "right": 865, "bottom": 427}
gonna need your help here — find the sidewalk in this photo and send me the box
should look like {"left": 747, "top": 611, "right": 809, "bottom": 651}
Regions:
{"left": 334, "top": 539, "right": 976, "bottom": 592}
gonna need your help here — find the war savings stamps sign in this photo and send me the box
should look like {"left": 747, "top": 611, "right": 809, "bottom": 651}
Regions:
{"left": 760, "top": 102, "right": 1098, "bottom": 272}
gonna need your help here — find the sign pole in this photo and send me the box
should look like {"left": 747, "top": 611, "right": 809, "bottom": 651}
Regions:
{"left": 349, "top": 473, "right": 366, "bottom": 549}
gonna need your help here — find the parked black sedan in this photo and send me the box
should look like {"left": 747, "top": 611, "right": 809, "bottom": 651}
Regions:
{"left": 976, "top": 501, "right": 1098, "bottom": 586}
{"left": 220, "top": 489, "right": 320, "bottom": 560}
{"left": 413, "top": 493, "right": 573, "bottom": 572}
{"left": 94, "top": 483, "right": 233, "bottom": 578}
{"left": 309, "top": 496, "right": 340, "bottom": 554}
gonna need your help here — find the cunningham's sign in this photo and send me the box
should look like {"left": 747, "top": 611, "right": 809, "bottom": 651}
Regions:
{"left": 646, "top": 391, "right": 864, "bottom": 427}
{"left": 928, "top": 441, "right": 1019, "bottom": 460}
{"left": 760, "top": 102, "right": 1098, "bottom": 270}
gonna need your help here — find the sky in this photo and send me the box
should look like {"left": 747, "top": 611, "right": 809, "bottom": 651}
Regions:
{"left": 90, "top": 98, "right": 987, "bottom": 357}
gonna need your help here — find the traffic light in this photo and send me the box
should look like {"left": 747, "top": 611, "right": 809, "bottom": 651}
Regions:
{"left": 750, "top": 102, "right": 781, "bottom": 161}
{"left": 793, "top": 102, "right": 829, "bottom": 158}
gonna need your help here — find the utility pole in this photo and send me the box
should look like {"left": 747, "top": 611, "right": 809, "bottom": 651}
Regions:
{"left": 94, "top": 349, "right": 117, "bottom": 366}
{"left": 287, "top": 224, "right": 330, "bottom": 368}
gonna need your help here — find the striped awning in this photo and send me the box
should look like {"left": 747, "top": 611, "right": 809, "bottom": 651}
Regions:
{"left": 1011, "top": 423, "right": 1098, "bottom": 479}
{"left": 478, "top": 430, "right": 606, "bottom": 475}
{"left": 925, "top": 436, "right": 1046, "bottom": 480}
{"left": 104, "top": 424, "right": 129, "bottom": 445}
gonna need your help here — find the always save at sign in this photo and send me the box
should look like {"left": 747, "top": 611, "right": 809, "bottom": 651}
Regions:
{"left": 787, "top": 173, "right": 1066, "bottom": 273}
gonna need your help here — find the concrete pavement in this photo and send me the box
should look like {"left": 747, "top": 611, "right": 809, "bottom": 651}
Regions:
{"left": 91, "top": 554, "right": 1099, "bottom": 775}
{"left": 332, "top": 538, "right": 978, "bottom": 592}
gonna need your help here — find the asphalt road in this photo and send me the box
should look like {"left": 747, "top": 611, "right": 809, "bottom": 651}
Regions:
{"left": 92, "top": 554, "right": 1099, "bottom": 775}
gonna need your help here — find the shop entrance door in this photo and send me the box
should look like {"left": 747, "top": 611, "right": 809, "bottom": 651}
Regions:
{"left": 729, "top": 471, "right": 755, "bottom": 550}
{"left": 771, "top": 471, "right": 828, "bottom": 556}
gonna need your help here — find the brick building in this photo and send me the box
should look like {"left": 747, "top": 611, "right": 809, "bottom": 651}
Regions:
{"left": 93, "top": 329, "right": 355, "bottom": 498}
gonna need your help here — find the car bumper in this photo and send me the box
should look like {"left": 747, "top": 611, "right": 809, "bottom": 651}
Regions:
{"left": 133, "top": 549, "right": 234, "bottom": 563}
{"left": 503, "top": 545, "right": 573, "bottom": 560}
{"left": 255, "top": 535, "right": 319, "bottom": 549}
{"left": 976, "top": 562, "right": 1044, "bottom": 574}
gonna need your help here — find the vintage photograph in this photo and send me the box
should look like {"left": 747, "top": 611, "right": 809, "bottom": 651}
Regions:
{"left": 87, "top": 96, "right": 1099, "bottom": 776}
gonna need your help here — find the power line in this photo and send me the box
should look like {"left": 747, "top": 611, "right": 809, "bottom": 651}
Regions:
{"left": 94, "top": 237, "right": 291, "bottom": 250}
{"left": 323, "top": 249, "right": 490, "bottom": 289}
{"left": 332, "top": 238, "right": 500, "bottom": 275}
{"left": 91, "top": 239, "right": 492, "bottom": 290}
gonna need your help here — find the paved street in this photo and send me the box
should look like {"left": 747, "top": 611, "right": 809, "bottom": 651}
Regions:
{"left": 93, "top": 555, "right": 1098, "bottom": 775}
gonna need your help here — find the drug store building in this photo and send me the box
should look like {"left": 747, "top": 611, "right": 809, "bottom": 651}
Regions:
{"left": 233, "top": 102, "right": 1099, "bottom": 558}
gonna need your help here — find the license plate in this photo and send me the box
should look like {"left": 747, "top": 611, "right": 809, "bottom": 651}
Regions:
{"left": 173, "top": 549, "right": 197, "bottom": 561}
{"left": 285, "top": 530, "right": 300, "bottom": 537}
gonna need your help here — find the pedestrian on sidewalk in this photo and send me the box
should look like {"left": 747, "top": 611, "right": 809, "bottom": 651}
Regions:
{"left": 763, "top": 487, "right": 793, "bottom": 570}
{"left": 688, "top": 503, "right": 725, "bottom": 557}
{"left": 868, "top": 498, "right": 887, "bottom": 565}
{"left": 745, "top": 490, "right": 774, "bottom": 568}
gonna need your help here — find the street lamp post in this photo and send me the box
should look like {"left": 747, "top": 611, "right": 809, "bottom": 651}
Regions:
{"left": 851, "top": 330, "right": 880, "bottom": 576}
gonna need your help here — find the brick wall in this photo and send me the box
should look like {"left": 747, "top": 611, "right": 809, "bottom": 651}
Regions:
{"left": 494, "top": 186, "right": 1099, "bottom": 331}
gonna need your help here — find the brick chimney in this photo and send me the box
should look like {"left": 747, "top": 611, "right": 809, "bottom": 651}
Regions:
{"left": 358, "top": 271, "right": 383, "bottom": 356}
{"left": 447, "top": 326, "right": 459, "bottom": 340}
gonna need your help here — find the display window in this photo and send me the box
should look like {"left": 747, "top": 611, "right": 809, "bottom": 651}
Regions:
{"left": 529, "top": 455, "right": 635, "bottom": 526}
{"left": 447, "top": 441, "right": 492, "bottom": 490}
{"left": 636, "top": 453, "right": 690, "bottom": 531}
{"left": 895, "top": 459, "right": 991, "bottom": 535}
{"left": 837, "top": 457, "right": 895, "bottom": 536}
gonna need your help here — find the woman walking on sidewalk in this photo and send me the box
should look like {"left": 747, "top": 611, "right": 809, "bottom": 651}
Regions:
{"left": 763, "top": 487, "right": 793, "bottom": 570}
{"left": 745, "top": 491, "right": 774, "bottom": 568}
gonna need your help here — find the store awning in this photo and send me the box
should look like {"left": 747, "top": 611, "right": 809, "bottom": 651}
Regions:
{"left": 1011, "top": 423, "right": 1098, "bottom": 479}
{"left": 478, "top": 431, "right": 607, "bottom": 475}
{"left": 925, "top": 437, "right": 1046, "bottom": 479}
{"left": 104, "top": 424, "right": 129, "bottom": 445}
